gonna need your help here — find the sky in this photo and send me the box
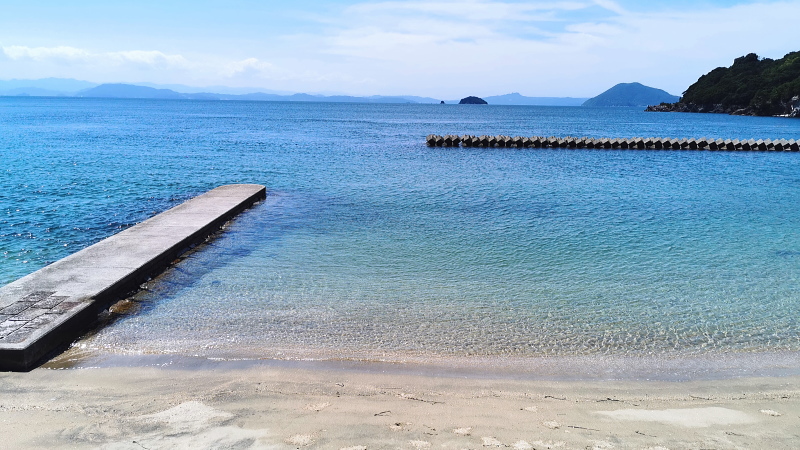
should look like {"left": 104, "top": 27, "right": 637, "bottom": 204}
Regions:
{"left": 0, "top": 0, "right": 797, "bottom": 98}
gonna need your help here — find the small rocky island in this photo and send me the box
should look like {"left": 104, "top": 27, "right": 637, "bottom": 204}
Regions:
{"left": 459, "top": 96, "right": 488, "bottom": 104}
{"left": 647, "top": 52, "right": 800, "bottom": 117}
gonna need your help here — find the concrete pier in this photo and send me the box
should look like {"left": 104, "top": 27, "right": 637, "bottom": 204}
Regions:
{"left": 0, "top": 184, "right": 266, "bottom": 371}
{"left": 426, "top": 134, "right": 800, "bottom": 151}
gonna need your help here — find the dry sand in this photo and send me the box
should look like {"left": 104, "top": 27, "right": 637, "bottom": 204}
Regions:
{"left": 1, "top": 359, "right": 799, "bottom": 449}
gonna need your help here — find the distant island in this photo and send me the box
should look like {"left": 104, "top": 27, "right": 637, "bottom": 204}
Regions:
{"left": 647, "top": 52, "right": 800, "bottom": 117}
{"left": 459, "top": 96, "right": 488, "bottom": 104}
{"left": 582, "top": 82, "right": 679, "bottom": 107}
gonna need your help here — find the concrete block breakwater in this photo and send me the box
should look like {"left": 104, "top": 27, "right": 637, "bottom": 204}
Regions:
{"left": 426, "top": 134, "right": 800, "bottom": 151}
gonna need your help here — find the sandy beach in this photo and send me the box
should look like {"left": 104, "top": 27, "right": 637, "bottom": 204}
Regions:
{"left": 2, "top": 358, "right": 799, "bottom": 449}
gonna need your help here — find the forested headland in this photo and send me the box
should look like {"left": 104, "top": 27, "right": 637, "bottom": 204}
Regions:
{"left": 648, "top": 52, "right": 800, "bottom": 117}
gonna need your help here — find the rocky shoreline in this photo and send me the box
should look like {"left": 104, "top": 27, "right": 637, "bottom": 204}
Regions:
{"left": 646, "top": 95, "right": 800, "bottom": 117}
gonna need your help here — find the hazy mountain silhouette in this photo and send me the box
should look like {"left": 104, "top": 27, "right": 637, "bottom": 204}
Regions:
{"left": 483, "top": 93, "right": 588, "bottom": 106}
{"left": 582, "top": 83, "right": 679, "bottom": 107}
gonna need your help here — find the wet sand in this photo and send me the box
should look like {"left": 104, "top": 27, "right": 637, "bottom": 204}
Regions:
{"left": 2, "top": 359, "right": 799, "bottom": 449}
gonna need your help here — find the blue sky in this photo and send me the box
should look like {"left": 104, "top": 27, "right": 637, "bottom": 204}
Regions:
{"left": 0, "top": 0, "right": 796, "bottom": 97}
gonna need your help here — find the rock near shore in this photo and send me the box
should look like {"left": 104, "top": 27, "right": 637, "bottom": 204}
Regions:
{"left": 646, "top": 97, "right": 800, "bottom": 117}
{"left": 790, "top": 95, "right": 800, "bottom": 117}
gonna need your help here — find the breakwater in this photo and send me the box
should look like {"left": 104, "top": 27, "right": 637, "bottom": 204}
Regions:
{"left": 426, "top": 134, "right": 800, "bottom": 151}
{"left": 0, "top": 184, "right": 266, "bottom": 371}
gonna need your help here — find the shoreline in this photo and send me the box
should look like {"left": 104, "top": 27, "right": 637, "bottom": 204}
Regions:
{"left": 2, "top": 358, "right": 799, "bottom": 448}
{"left": 47, "top": 347, "right": 800, "bottom": 382}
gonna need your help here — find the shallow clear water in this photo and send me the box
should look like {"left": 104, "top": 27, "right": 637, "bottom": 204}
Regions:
{"left": 3, "top": 98, "right": 800, "bottom": 372}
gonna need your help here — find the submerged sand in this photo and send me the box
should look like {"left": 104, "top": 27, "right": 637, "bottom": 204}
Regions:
{"left": 1, "top": 360, "right": 799, "bottom": 449}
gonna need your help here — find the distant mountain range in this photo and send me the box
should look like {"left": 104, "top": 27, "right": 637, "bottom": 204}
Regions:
{"left": 0, "top": 77, "right": 97, "bottom": 94}
{"left": 70, "top": 83, "right": 435, "bottom": 103}
{"left": 482, "top": 92, "right": 588, "bottom": 106}
{"left": 0, "top": 78, "right": 591, "bottom": 106}
{"left": 0, "top": 79, "right": 442, "bottom": 103}
{"left": 582, "top": 82, "right": 679, "bottom": 107}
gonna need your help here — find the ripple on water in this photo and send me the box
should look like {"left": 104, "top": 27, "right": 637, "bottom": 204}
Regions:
{"left": 3, "top": 99, "right": 800, "bottom": 379}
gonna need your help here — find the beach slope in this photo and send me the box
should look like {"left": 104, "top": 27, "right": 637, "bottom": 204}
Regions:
{"left": 1, "top": 364, "right": 799, "bottom": 449}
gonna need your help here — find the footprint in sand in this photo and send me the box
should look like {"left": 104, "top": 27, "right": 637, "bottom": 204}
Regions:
{"left": 113, "top": 401, "right": 269, "bottom": 449}
{"left": 390, "top": 422, "right": 412, "bottom": 431}
{"left": 285, "top": 434, "right": 315, "bottom": 446}
{"left": 481, "top": 436, "right": 504, "bottom": 447}
{"left": 305, "top": 402, "right": 331, "bottom": 412}
{"left": 453, "top": 427, "right": 472, "bottom": 436}
{"left": 542, "top": 420, "right": 561, "bottom": 429}
{"left": 141, "top": 400, "right": 234, "bottom": 432}
{"left": 531, "top": 440, "right": 566, "bottom": 449}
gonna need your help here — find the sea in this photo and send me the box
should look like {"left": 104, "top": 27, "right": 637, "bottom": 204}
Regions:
{"left": 2, "top": 97, "right": 800, "bottom": 380}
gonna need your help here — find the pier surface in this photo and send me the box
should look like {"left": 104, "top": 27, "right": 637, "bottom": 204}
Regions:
{"left": 0, "top": 184, "right": 266, "bottom": 371}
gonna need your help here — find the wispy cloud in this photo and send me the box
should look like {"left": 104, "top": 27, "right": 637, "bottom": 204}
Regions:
{"left": 300, "top": 0, "right": 800, "bottom": 96}
{"left": 591, "top": 0, "right": 626, "bottom": 15}
{"left": 311, "top": 0, "right": 634, "bottom": 66}
{"left": 1, "top": 1, "right": 798, "bottom": 97}
{"left": 2, "top": 45, "right": 93, "bottom": 63}
{"left": 107, "top": 50, "right": 189, "bottom": 68}
{"left": 222, "top": 57, "right": 276, "bottom": 78}
{"left": 1, "top": 45, "right": 190, "bottom": 69}
{"left": 345, "top": 0, "right": 597, "bottom": 22}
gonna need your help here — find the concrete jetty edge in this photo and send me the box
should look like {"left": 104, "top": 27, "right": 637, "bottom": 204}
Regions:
{"left": 0, "top": 184, "right": 266, "bottom": 371}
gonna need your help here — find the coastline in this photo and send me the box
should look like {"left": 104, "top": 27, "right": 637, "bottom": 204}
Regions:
{"left": 2, "top": 358, "right": 799, "bottom": 449}
{"left": 645, "top": 101, "right": 800, "bottom": 118}
{"left": 3, "top": 100, "right": 800, "bottom": 447}
{"left": 49, "top": 345, "right": 800, "bottom": 382}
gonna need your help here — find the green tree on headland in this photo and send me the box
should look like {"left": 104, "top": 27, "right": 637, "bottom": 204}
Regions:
{"left": 650, "top": 51, "right": 800, "bottom": 117}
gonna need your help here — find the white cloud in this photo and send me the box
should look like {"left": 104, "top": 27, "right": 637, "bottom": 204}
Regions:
{"left": 299, "top": 0, "right": 800, "bottom": 96}
{"left": 1, "top": 45, "right": 189, "bottom": 69}
{"left": 591, "top": 0, "right": 626, "bottom": 15}
{"left": 107, "top": 50, "right": 189, "bottom": 68}
{"left": 315, "top": 0, "right": 629, "bottom": 64}
{"left": 1, "top": 1, "right": 798, "bottom": 97}
{"left": 2, "top": 45, "right": 93, "bottom": 63}
{"left": 345, "top": 0, "right": 593, "bottom": 22}
{"left": 222, "top": 57, "right": 276, "bottom": 78}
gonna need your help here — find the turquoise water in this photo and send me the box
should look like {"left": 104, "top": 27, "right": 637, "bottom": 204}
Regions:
{"left": 3, "top": 98, "right": 800, "bottom": 373}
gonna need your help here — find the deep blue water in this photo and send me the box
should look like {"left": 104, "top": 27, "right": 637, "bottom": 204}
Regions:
{"left": 3, "top": 98, "right": 800, "bottom": 371}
